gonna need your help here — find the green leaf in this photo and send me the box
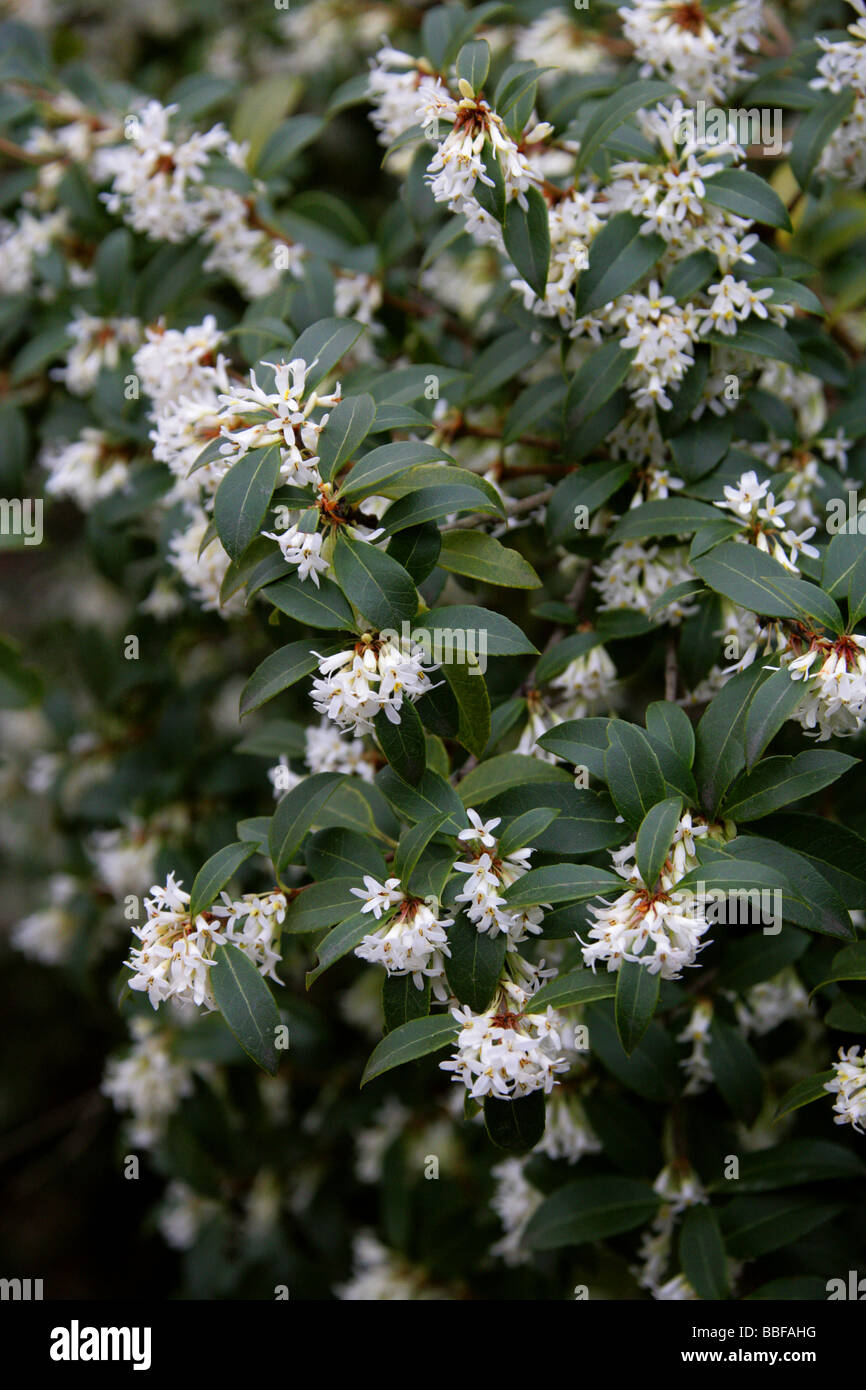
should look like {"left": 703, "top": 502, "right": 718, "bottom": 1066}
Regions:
{"left": 823, "top": 529, "right": 866, "bottom": 628}
{"left": 721, "top": 750, "right": 856, "bottom": 821}
{"left": 523, "top": 1176, "right": 661, "bottom": 1250}
{"left": 721, "top": 834, "right": 854, "bottom": 938}
{"left": 575, "top": 80, "right": 676, "bottom": 172}
{"left": 213, "top": 444, "right": 282, "bottom": 562}
{"left": 563, "top": 341, "right": 636, "bottom": 434}
{"left": 604, "top": 721, "right": 667, "bottom": 829}
{"left": 528, "top": 968, "right": 616, "bottom": 1012}
{"left": 263, "top": 572, "right": 355, "bottom": 629}
{"left": 484, "top": 1093, "right": 546, "bottom": 1153}
{"left": 717, "top": 927, "right": 809, "bottom": 993}
{"left": 693, "top": 665, "right": 767, "bottom": 816}
{"left": 306, "top": 826, "right": 387, "bottom": 881}
{"left": 635, "top": 796, "right": 683, "bottom": 889}
{"left": 316, "top": 393, "right": 376, "bottom": 484}
{"left": 456, "top": 38, "right": 491, "bottom": 91}
{"left": 382, "top": 974, "right": 431, "bottom": 1032}
{"left": 289, "top": 317, "right": 363, "bottom": 391}
{"left": 306, "top": 906, "right": 389, "bottom": 986}
{"left": 375, "top": 700, "right": 426, "bottom": 785}
{"left": 705, "top": 321, "right": 803, "bottom": 369}
{"left": 382, "top": 482, "right": 503, "bottom": 531}
{"left": 702, "top": 168, "right": 792, "bottom": 231}
{"left": 333, "top": 532, "right": 417, "bottom": 630}
{"left": 586, "top": 1002, "right": 681, "bottom": 1102}
{"left": 393, "top": 811, "right": 449, "bottom": 886}
{"left": 446, "top": 913, "right": 507, "bottom": 1012}
{"left": 462, "top": 328, "right": 543, "bottom": 405}
{"left": 615, "top": 957, "right": 660, "bottom": 1057}
{"left": 418, "top": 605, "right": 538, "bottom": 657}
{"left": 240, "top": 639, "right": 337, "bottom": 717}
{"left": 774, "top": 1071, "right": 836, "bottom": 1122}
{"left": 575, "top": 212, "right": 665, "bottom": 315}
{"left": 282, "top": 878, "right": 362, "bottom": 934}
{"left": 457, "top": 753, "right": 570, "bottom": 806}
{"left": 503, "top": 185, "right": 550, "bottom": 297}
{"left": 791, "top": 89, "right": 854, "bottom": 189}
{"left": 694, "top": 542, "right": 844, "bottom": 631}
{"left": 255, "top": 114, "right": 324, "bottom": 177}
{"left": 608, "top": 497, "right": 722, "bottom": 543}
{"left": 498, "top": 807, "right": 560, "bottom": 857}
{"left": 663, "top": 249, "right": 717, "bottom": 302}
{"left": 269, "top": 772, "right": 344, "bottom": 870}
{"left": 339, "top": 441, "right": 453, "bottom": 502}
{"left": 743, "top": 665, "right": 809, "bottom": 769}
{"left": 501, "top": 863, "right": 623, "bottom": 908}
{"left": 547, "top": 463, "right": 632, "bottom": 542}
{"left": 715, "top": 1139, "right": 866, "bottom": 1192}
{"left": 707, "top": 1017, "right": 764, "bottom": 1124}
{"left": 189, "top": 841, "right": 257, "bottom": 920}
{"left": 375, "top": 766, "right": 465, "bottom": 832}
{"left": 438, "top": 530, "right": 540, "bottom": 588}
{"left": 210, "top": 944, "right": 281, "bottom": 1075}
{"left": 721, "top": 1196, "right": 841, "bottom": 1260}
{"left": 645, "top": 701, "right": 695, "bottom": 767}
{"left": 679, "top": 1206, "right": 729, "bottom": 1301}
{"left": 360, "top": 1013, "right": 459, "bottom": 1086}
{"left": 434, "top": 657, "right": 491, "bottom": 758}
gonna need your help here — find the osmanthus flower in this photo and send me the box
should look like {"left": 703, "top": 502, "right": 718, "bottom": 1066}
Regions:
{"left": 11, "top": 873, "right": 79, "bottom": 966}
{"left": 53, "top": 310, "right": 142, "bottom": 396}
{"left": 101, "top": 1016, "right": 197, "bottom": 1148}
{"left": 734, "top": 969, "right": 813, "bottom": 1037}
{"left": 268, "top": 718, "right": 376, "bottom": 799}
{"left": 0, "top": 209, "right": 68, "bottom": 295}
{"left": 607, "top": 280, "right": 700, "bottom": 411}
{"left": 133, "top": 315, "right": 225, "bottom": 409}
{"left": 417, "top": 75, "right": 540, "bottom": 215}
{"left": 635, "top": 1161, "right": 708, "bottom": 1294}
{"left": 335, "top": 1231, "right": 451, "bottom": 1300}
{"left": 490, "top": 1157, "right": 543, "bottom": 1265}
{"left": 620, "top": 0, "right": 763, "bottom": 105}
{"left": 350, "top": 875, "right": 452, "bottom": 992}
{"left": 812, "top": 0, "right": 866, "bottom": 184}
{"left": 215, "top": 356, "right": 340, "bottom": 488}
{"left": 677, "top": 998, "right": 715, "bottom": 1094}
{"left": 825, "top": 1045, "right": 866, "bottom": 1134}
{"left": 125, "top": 872, "right": 285, "bottom": 1010}
{"left": 453, "top": 809, "right": 544, "bottom": 945}
{"left": 581, "top": 812, "right": 715, "bottom": 979}
{"left": 157, "top": 1180, "right": 221, "bottom": 1251}
{"left": 713, "top": 468, "right": 819, "bottom": 574}
{"left": 594, "top": 538, "right": 699, "bottom": 624}
{"left": 261, "top": 521, "right": 330, "bottom": 586}
{"left": 86, "top": 821, "right": 160, "bottom": 900}
{"left": 440, "top": 974, "right": 569, "bottom": 1100}
{"left": 167, "top": 505, "right": 240, "bottom": 614}
{"left": 311, "top": 631, "right": 438, "bottom": 737}
{"left": 40, "top": 427, "right": 132, "bottom": 509}
{"left": 549, "top": 643, "right": 618, "bottom": 720}
{"left": 698, "top": 275, "right": 779, "bottom": 337}
{"left": 784, "top": 632, "right": 866, "bottom": 740}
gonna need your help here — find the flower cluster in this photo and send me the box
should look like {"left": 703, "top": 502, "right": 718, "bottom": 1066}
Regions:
{"left": 125, "top": 872, "right": 285, "bottom": 1010}
{"left": 311, "top": 633, "right": 438, "bottom": 736}
{"left": 440, "top": 977, "right": 569, "bottom": 1100}
{"left": 453, "top": 810, "right": 543, "bottom": 946}
{"left": 582, "top": 813, "right": 714, "bottom": 978}
{"left": 825, "top": 1045, "right": 866, "bottom": 1133}
{"left": 350, "top": 876, "right": 453, "bottom": 995}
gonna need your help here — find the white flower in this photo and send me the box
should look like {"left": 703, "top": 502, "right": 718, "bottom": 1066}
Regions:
{"left": 453, "top": 810, "right": 543, "bottom": 946}
{"left": 335, "top": 1232, "right": 450, "bottom": 1300}
{"left": 157, "top": 1181, "right": 221, "bottom": 1250}
{"left": 825, "top": 1046, "right": 866, "bottom": 1134}
{"left": 125, "top": 872, "right": 284, "bottom": 1010}
{"left": 440, "top": 979, "right": 569, "bottom": 1100}
{"left": 86, "top": 822, "right": 159, "bottom": 899}
{"left": 350, "top": 878, "right": 453, "bottom": 992}
{"left": 550, "top": 644, "right": 617, "bottom": 718}
{"left": 167, "top": 506, "right": 239, "bottom": 614}
{"left": 11, "top": 874, "right": 78, "bottom": 965}
{"left": 215, "top": 356, "right": 340, "bottom": 488}
{"left": 133, "top": 315, "right": 225, "bottom": 409}
{"left": 101, "top": 1017, "right": 196, "bottom": 1147}
{"left": 41, "top": 428, "right": 131, "bottom": 509}
{"left": 261, "top": 523, "right": 330, "bottom": 586}
{"left": 54, "top": 311, "right": 141, "bottom": 395}
{"left": 311, "top": 633, "right": 437, "bottom": 736}
{"left": 678, "top": 999, "right": 715, "bottom": 1094}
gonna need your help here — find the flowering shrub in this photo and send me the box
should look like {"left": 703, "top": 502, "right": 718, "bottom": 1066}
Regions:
{"left": 4, "top": 0, "right": 866, "bottom": 1303}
